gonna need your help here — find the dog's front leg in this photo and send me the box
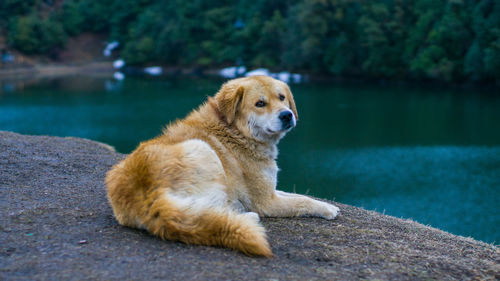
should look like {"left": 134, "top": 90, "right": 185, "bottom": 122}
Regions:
{"left": 256, "top": 190, "right": 339, "bottom": 220}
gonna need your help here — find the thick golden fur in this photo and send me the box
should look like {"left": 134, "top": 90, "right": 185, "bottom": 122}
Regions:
{"left": 106, "top": 76, "right": 339, "bottom": 257}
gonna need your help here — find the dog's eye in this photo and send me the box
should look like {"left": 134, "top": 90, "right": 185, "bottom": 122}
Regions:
{"left": 279, "top": 94, "right": 285, "bottom": 101}
{"left": 255, "top": 101, "right": 266, "bottom": 107}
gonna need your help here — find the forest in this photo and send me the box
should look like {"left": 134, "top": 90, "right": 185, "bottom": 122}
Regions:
{"left": 1, "top": 0, "right": 499, "bottom": 83}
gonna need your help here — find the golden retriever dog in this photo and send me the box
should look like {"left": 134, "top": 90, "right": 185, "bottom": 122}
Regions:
{"left": 105, "top": 76, "right": 339, "bottom": 257}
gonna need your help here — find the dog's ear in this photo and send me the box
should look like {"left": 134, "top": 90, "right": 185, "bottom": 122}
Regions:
{"left": 215, "top": 83, "right": 244, "bottom": 124}
{"left": 287, "top": 89, "right": 299, "bottom": 121}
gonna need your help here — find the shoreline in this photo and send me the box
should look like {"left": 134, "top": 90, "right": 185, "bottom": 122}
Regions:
{"left": 1, "top": 62, "right": 499, "bottom": 90}
{"left": 0, "top": 62, "right": 115, "bottom": 80}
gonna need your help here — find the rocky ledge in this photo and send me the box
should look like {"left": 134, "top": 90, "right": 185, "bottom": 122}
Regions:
{"left": 0, "top": 131, "right": 498, "bottom": 280}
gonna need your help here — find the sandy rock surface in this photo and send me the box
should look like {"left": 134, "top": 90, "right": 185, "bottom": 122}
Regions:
{"left": 0, "top": 131, "right": 498, "bottom": 280}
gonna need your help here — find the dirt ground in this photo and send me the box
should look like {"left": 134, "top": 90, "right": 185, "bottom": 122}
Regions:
{"left": 0, "top": 131, "right": 498, "bottom": 280}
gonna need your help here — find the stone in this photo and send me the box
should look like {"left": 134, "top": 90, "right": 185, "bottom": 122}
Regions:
{"left": 0, "top": 131, "right": 498, "bottom": 280}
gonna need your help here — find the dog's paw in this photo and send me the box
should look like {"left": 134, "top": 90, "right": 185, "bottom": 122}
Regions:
{"left": 243, "top": 211, "right": 261, "bottom": 222}
{"left": 318, "top": 202, "right": 340, "bottom": 220}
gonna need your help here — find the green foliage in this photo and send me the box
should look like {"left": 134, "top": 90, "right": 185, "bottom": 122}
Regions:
{"left": 464, "top": 40, "right": 483, "bottom": 80}
{"left": 251, "top": 10, "right": 286, "bottom": 68}
{"left": 2, "top": 0, "right": 499, "bottom": 82}
{"left": 8, "top": 14, "right": 66, "bottom": 55}
{"left": 122, "top": 36, "right": 154, "bottom": 64}
{"left": 58, "top": 0, "right": 85, "bottom": 36}
{"left": 0, "top": 0, "right": 38, "bottom": 23}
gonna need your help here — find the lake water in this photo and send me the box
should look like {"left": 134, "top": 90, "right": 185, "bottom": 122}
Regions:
{"left": 1, "top": 75, "right": 499, "bottom": 244}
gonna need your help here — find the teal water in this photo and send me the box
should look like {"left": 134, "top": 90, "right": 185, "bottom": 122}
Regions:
{"left": 1, "top": 76, "right": 499, "bottom": 244}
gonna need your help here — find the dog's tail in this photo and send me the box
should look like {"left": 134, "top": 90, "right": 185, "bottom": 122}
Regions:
{"left": 141, "top": 195, "right": 273, "bottom": 257}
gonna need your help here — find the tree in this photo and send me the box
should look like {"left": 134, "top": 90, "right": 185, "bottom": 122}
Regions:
{"left": 1, "top": 0, "right": 498, "bottom": 83}
{"left": 8, "top": 14, "right": 65, "bottom": 55}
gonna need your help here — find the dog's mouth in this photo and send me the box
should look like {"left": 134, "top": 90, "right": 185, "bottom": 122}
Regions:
{"left": 282, "top": 123, "right": 294, "bottom": 130}
{"left": 266, "top": 125, "right": 293, "bottom": 134}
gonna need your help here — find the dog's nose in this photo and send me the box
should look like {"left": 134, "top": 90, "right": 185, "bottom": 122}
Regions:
{"left": 279, "top": 111, "right": 293, "bottom": 123}
{"left": 279, "top": 110, "right": 294, "bottom": 129}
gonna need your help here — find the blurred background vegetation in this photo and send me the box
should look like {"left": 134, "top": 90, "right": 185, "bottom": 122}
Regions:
{"left": 1, "top": 0, "right": 499, "bottom": 83}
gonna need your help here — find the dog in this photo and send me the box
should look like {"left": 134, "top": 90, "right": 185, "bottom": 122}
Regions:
{"left": 105, "top": 76, "right": 339, "bottom": 257}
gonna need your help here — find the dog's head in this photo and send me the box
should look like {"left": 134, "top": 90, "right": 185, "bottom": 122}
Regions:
{"left": 214, "top": 76, "right": 298, "bottom": 143}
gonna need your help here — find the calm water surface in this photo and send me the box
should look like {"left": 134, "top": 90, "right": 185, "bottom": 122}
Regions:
{"left": 1, "top": 76, "right": 499, "bottom": 244}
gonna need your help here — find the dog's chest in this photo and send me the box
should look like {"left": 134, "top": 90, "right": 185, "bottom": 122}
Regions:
{"left": 261, "top": 164, "right": 278, "bottom": 188}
